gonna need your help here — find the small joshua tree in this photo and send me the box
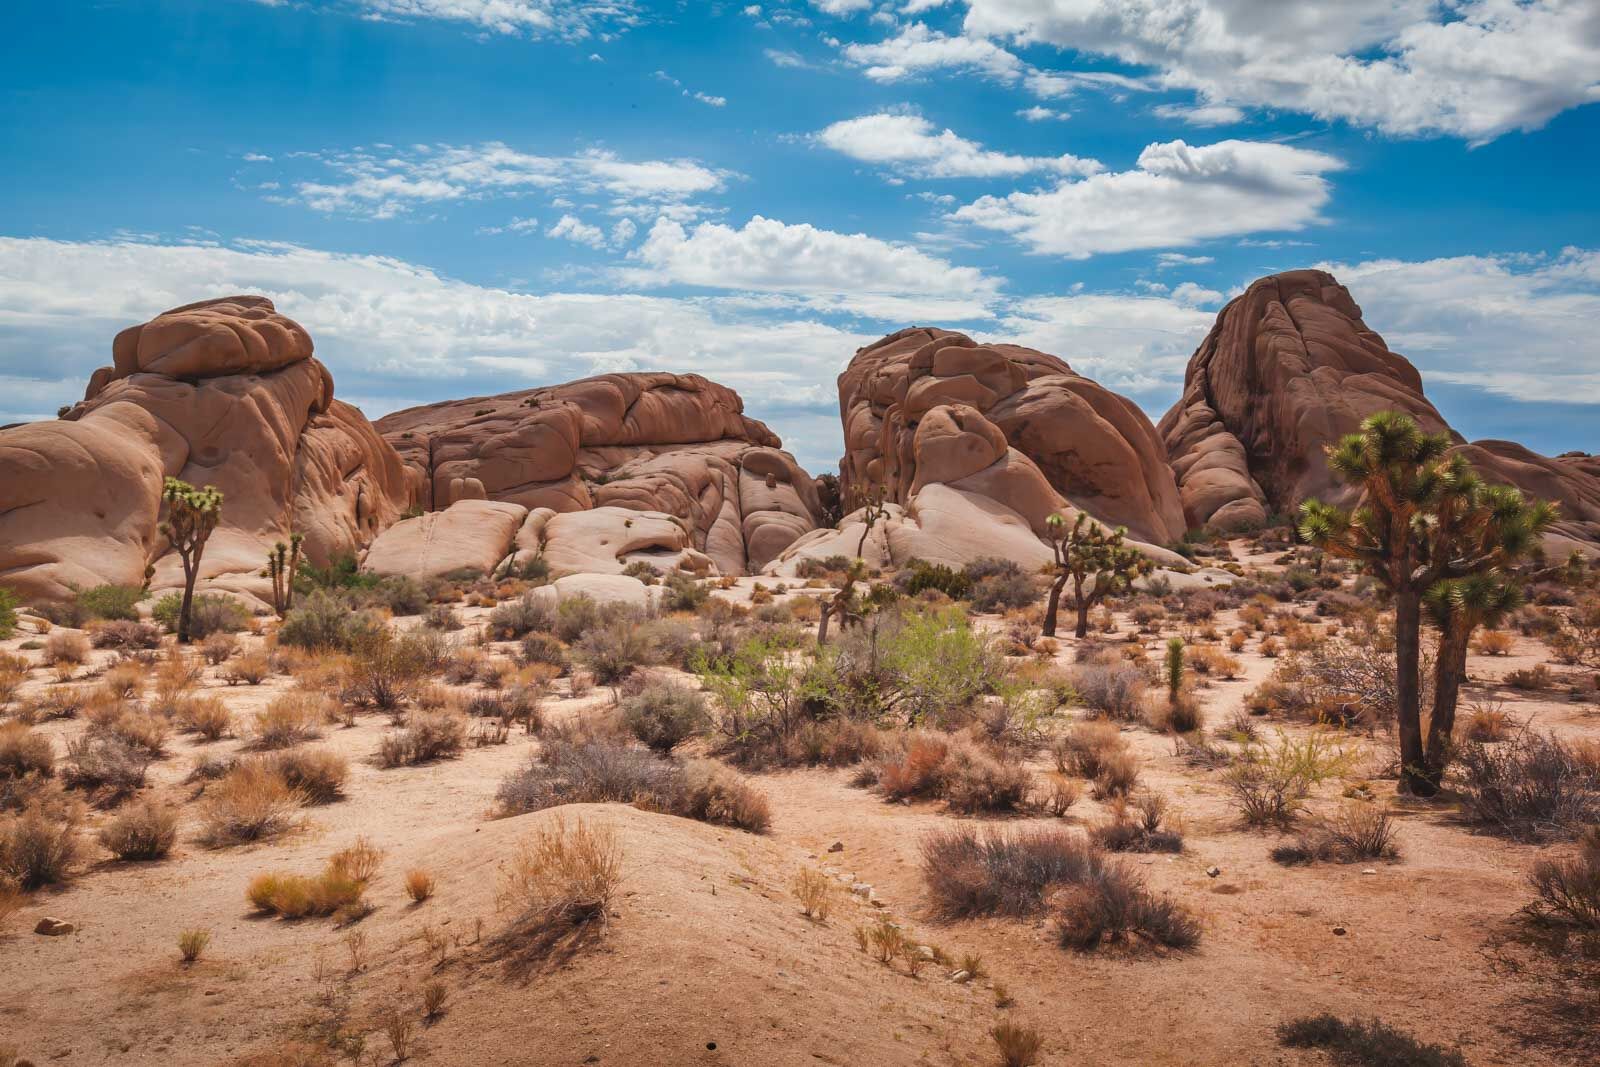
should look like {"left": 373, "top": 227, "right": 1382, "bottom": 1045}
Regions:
{"left": 851, "top": 485, "right": 892, "bottom": 559}
{"left": 262, "top": 532, "right": 304, "bottom": 617}
{"left": 1164, "top": 637, "right": 1185, "bottom": 706}
{"left": 160, "top": 477, "right": 224, "bottom": 644}
{"left": 1041, "top": 512, "right": 1152, "bottom": 639}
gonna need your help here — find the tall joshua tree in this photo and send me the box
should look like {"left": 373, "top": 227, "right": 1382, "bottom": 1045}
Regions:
{"left": 161, "top": 477, "right": 224, "bottom": 644}
{"left": 1041, "top": 512, "right": 1152, "bottom": 639}
{"left": 1299, "top": 414, "right": 1553, "bottom": 795}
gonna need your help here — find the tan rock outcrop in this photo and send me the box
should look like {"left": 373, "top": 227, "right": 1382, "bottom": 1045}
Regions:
{"left": 839, "top": 328, "right": 1186, "bottom": 546}
{"left": 376, "top": 374, "right": 821, "bottom": 574}
{"left": 0, "top": 296, "right": 411, "bottom": 607}
{"left": 361, "top": 499, "right": 529, "bottom": 581}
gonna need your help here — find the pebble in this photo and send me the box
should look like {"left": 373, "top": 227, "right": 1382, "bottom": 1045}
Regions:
{"left": 34, "top": 917, "right": 75, "bottom": 936}
{"left": 951, "top": 970, "right": 972, "bottom": 983}
{"left": 1205, "top": 866, "right": 1221, "bottom": 878}
{"left": 828, "top": 841, "right": 844, "bottom": 853}
{"left": 1332, "top": 926, "right": 1347, "bottom": 936}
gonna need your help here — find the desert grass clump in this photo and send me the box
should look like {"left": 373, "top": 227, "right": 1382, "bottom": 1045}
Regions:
{"left": 1276, "top": 1014, "right": 1466, "bottom": 1067}
{"left": 1472, "top": 629, "right": 1515, "bottom": 656}
{"left": 488, "top": 592, "right": 556, "bottom": 640}
{"left": 574, "top": 618, "right": 657, "bottom": 686}
{"left": 619, "top": 681, "right": 710, "bottom": 753}
{"left": 0, "top": 804, "right": 83, "bottom": 888}
{"left": 198, "top": 761, "right": 305, "bottom": 847}
{"left": 0, "top": 873, "right": 24, "bottom": 930}
{"left": 178, "top": 695, "right": 233, "bottom": 741}
{"left": 263, "top": 748, "right": 349, "bottom": 804}
{"left": 1273, "top": 803, "right": 1401, "bottom": 865}
{"left": 1456, "top": 732, "right": 1600, "bottom": 840}
{"left": 990, "top": 1021, "right": 1044, "bottom": 1067}
{"left": 250, "top": 693, "right": 328, "bottom": 749}
{"left": 62, "top": 735, "right": 150, "bottom": 801}
{"left": 201, "top": 631, "right": 238, "bottom": 665}
{"left": 377, "top": 710, "right": 468, "bottom": 767}
{"left": 97, "top": 797, "right": 179, "bottom": 860}
{"left": 791, "top": 868, "right": 834, "bottom": 921}
{"left": 44, "top": 630, "right": 90, "bottom": 667}
{"left": 0, "top": 721, "right": 54, "bottom": 784}
{"left": 221, "top": 650, "right": 271, "bottom": 685}
{"left": 1091, "top": 750, "right": 1141, "bottom": 799}
{"left": 405, "top": 867, "right": 436, "bottom": 904}
{"left": 494, "top": 816, "right": 620, "bottom": 961}
{"left": 1035, "top": 773, "right": 1081, "bottom": 817}
{"left": 343, "top": 630, "right": 435, "bottom": 710}
{"left": 874, "top": 735, "right": 1031, "bottom": 813}
{"left": 1526, "top": 825, "right": 1600, "bottom": 928}
{"left": 178, "top": 928, "right": 211, "bottom": 963}
{"left": 248, "top": 838, "right": 382, "bottom": 920}
{"left": 1052, "top": 720, "right": 1127, "bottom": 780}
{"left": 1461, "top": 699, "right": 1512, "bottom": 743}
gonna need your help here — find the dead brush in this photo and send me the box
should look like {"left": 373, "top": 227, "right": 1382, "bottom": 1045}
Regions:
{"left": 1462, "top": 699, "right": 1513, "bottom": 743}
{"left": 97, "top": 797, "right": 179, "bottom": 860}
{"left": 1090, "top": 793, "right": 1183, "bottom": 853}
{"left": 250, "top": 693, "right": 328, "bottom": 749}
{"left": 1036, "top": 773, "right": 1080, "bottom": 817}
{"left": 492, "top": 817, "right": 621, "bottom": 972}
{"left": 1051, "top": 720, "right": 1125, "bottom": 780}
{"left": 990, "top": 1021, "right": 1044, "bottom": 1067}
{"left": 790, "top": 868, "right": 834, "bottom": 921}
{"left": 221, "top": 650, "right": 271, "bottom": 686}
{"left": 178, "top": 695, "right": 233, "bottom": 741}
{"left": 1526, "top": 825, "right": 1600, "bottom": 928}
{"left": 246, "top": 838, "right": 381, "bottom": 920}
{"left": 404, "top": 867, "right": 436, "bottom": 904}
{"left": 197, "top": 760, "right": 305, "bottom": 847}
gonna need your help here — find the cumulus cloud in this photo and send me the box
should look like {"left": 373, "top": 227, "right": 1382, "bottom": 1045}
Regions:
{"left": 618, "top": 216, "right": 1003, "bottom": 319}
{"left": 1319, "top": 248, "right": 1600, "bottom": 404}
{"left": 960, "top": 0, "right": 1600, "bottom": 143}
{"left": 272, "top": 142, "right": 731, "bottom": 221}
{"left": 0, "top": 235, "right": 869, "bottom": 471}
{"left": 816, "top": 112, "right": 1100, "bottom": 178}
{"left": 547, "top": 214, "right": 608, "bottom": 248}
{"left": 953, "top": 138, "right": 1344, "bottom": 257}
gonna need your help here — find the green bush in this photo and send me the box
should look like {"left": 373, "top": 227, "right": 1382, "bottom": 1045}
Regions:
{"left": 620, "top": 682, "right": 710, "bottom": 752}
{"left": 365, "top": 576, "right": 427, "bottom": 616}
{"left": 152, "top": 593, "right": 250, "bottom": 638}
{"left": 898, "top": 560, "right": 972, "bottom": 600}
{"left": 555, "top": 594, "right": 604, "bottom": 643}
{"left": 575, "top": 618, "right": 657, "bottom": 685}
{"left": 660, "top": 572, "right": 708, "bottom": 612}
{"left": 488, "top": 593, "right": 555, "bottom": 640}
{"left": 0, "top": 587, "right": 18, "bottom": 639}
{"left": 277, "top": 590, "right": 381, "bottom": 651}
{"left": 76, "top": 584, "right": 144, "bottom": 622}
{"left": 296, "top": 553, "right": 380, "bottom": 592}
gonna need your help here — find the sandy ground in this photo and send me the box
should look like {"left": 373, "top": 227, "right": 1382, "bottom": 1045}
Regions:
{"left": 3, "top": 553, "right": 1598, "bottom": 1066}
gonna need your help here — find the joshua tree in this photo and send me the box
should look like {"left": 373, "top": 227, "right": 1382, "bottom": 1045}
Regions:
{"left": 851, "top": 485, "right": 892, "bottom": 559}
{"left": 1041, "top": 512, "right": 1152, "bottom": 639}
{"left": 1164, "top": 637, "right": 1185, "bottom": 706}
{"left": 160, "top": 477, "right": 224, "bottom": 644}
{"left": 263, "top": 532, "right": 305, "bottom": 617}
{"left": 1299, "top": 414, "right": 1553, "bottom": 795}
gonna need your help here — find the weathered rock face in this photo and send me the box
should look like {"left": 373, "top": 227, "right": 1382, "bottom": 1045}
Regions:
{"left": 1158, "top": 270, "right": 1458, "bottom": 529}
{"left": 839, "top": 328, "right": 1186, "bottom": 546}
{"left": 0, "top": 297, "right": 412, "bottom": 606}
{"left": 375, "top": 374, "right": 821, "bottom": 575}
{"left": 1159, "top": 269, "right": 1600, "bottom": 552}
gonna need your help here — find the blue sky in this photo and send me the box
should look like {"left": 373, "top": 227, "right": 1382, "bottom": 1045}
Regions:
{"left": 2, "top": 0, "right": 1597, "bottom": 472}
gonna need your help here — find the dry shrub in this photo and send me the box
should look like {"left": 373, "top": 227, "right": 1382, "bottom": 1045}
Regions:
{"left": 1090, "top": 793, "right": 1183, "bottom": 853}
{"left": 0, "top": 721, "right": 54, "bottom": 782}
{"left": 0, "top": 654, "right": 27, "bottom": 708}
{"left": 1457, "top": 733, "right": 1600, "bottom": 840}
{"left": 1092, "top": 750, "right": 1141, "bottom": 799}
{"left": 1462, "top": 700, "right": 1512, "bottom": 743}
{"left": 619, "top": 681, "right": 709, "bottom": 753}
{"left": 1052, "top": 720, "right": 1126, "bottom": 780}
{"left": 1148, "top": 690, "right": 1205, "bottom": 735}
{"left": 226, "top": 1042, "right": 337, "bottom": 1067}
{"left": 1227, "top": 630, "right": 1248, "bottom": 652}
{"left": 494, "top": 817, "right": 620, "bottom": 966}
{"left": 251, "top": 693, "right": 328, "bottom": 749}
{"left": 937, "top": 742, "right": 1032, "bottom": 814}
{"left": 377, "top": 710, "right": 468, "bottom": 767}
{"left": 198, "top": 761, "right": 305, "bottom": 846}
{"left": 1505, "top": 663, "right": 1554, "bottom": 691}
{"left": 97, "top": 797, "right": 179, "bottom": 860}
{"left": 1188, "top": 645, "right": 1242, "bottom": 680}
{"left": 1072, "top": 661, "right": 1148, "bottom": 722}
{"left": 221, "top": 650, "right": 271, "bottom": 686}
{"left": 264, "top": 748, "right": 349, "bottom": 803}
{"left": 991, "top": 1021, "right": 1044, "bottom": 1067}
{"left": 676, "top": 759, "right": 772, "bottom": 833}
{"left": 1225, "top": 731, "right": 1353, "bottom": 827}
{"left": 178, "top": 928, "right": 211, "bottom": 962}
{"left": 344, "top": 630, "right": 435, "bottom": 709}
{"left": 248, "top": 837, "right": 381, "bottom": 920}
{"left": 1473, "top": 629, "right": 1515, "bottom": 656}
{"left": 1526, "top": 825, "right": 1600, "bottom": 928}
{"left": 0, "top": 873, "right": 26, "bottom": 930}
{"left": 201, "top": 631, "right": 238, "bottom": 665}
{"left": 0, "top": 804, "right": 83, "bottom": 887}
{"left": 876, "top": 735, "right": 950, "bottom": 800}
{"left": 1276, "top": 1014, "right": 1466, "bottom": 1067}
{"left": 178, "top": 695, "right": 233, "bottom": 741}
{"left": 1273, "top": 803, "right": 1401, "bottom": 865}
{"left": 405, "top": 866, "right": 436, "bottom": 903}
{"left": 791, "top": 868, "right": 834, "bottom": 920}
{"left": 423, "top": 980, "right": 448, "bottom": 1019}
{"left": 62, "top": 735, "right": 150, "bottom": 801}
{"left": 44, "top": 631, "right": 89, "bottom": 666}
{"left": 101, "top": 661, "right": 146, "bottom": 701}
{"left": 88, "top": 704, "right": 169, "bottom": 758}
{"left": 1036, "top": 773, "right": 1080, "bottom": 817}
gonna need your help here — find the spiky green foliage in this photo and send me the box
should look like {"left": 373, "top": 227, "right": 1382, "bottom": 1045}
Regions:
{"left": 160, "top": 478, "right": 224, "bottom": 644}
{"left": 262, "top": 533, "right": 304, "bottom": 617}
{"left": 1041, "top": 512, "right": 1152, "bottom": 639}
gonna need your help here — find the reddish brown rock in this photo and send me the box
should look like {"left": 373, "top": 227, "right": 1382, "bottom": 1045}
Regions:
{"left": 839, "top": 328, "right": 1186, "bottom": 545}
{"left": 376, "top": 375, "right": 822, "bottom": 575}
{"left": 0, "top": 296, "right": 412, "bottom": 606}
{"left": 1160, "top": 269, "right": 1600, "bottom": 551}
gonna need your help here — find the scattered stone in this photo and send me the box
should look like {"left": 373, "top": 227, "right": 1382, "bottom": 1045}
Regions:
{"left": 34, "top": 917, "right": 75, "bottom": 936}
{"left": 1332, "top": 926, "right": 1347, "bottom": 936}
{"left": 1362, "top": 868, "right": 1377, "bottom": 875}
{"left": 950, "top": 970, "right": 972, "bottom": 984}
{"left": 827, "top": 841, "right": 844, "bottom": 853}
{"left": 1205, "top": 866, "right": 1221, "bottom": 878}
{"left": 849, "top": 882, "right": 872, "bottom": 898}
{"left": 917, "top": 945, "right": 936, "bottom": 960}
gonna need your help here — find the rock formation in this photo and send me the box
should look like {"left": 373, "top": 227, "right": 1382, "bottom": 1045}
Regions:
{"left": 0, "top": 296, "right": 411, "bottom": 606}
{"left": 1159, "top": 269, "right": 1600, "bottom": 552}
{"left": 1157, "top": 270, "right": 1457, "bottom": 531}
{"left": 375, "top": 374, "right": 821, "bottom": 575}
{"left": 835, "top": 327, "right": 1185, "bottom": 544}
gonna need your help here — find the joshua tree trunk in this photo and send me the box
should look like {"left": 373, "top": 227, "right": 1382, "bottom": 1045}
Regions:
{"left": 1422, "top": 619, "right": 1473, "bottom": 793}
{"left": 177, "top": 559, "right": 197, "bottom": 644}
{"left": 1075, "top": 597, "right": 1092, "bottom": 640}
{"left": 1394, "top": 589, "right": 1430, "bottom": 795}
{"left": 1042, "top": 573, "right": 1068, "bottom": 637}
{"left": 816, "top": 605, "right": 832, "bottom": 646}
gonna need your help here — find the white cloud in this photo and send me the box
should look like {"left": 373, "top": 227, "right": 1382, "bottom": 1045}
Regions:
{"left": 1318, "top": 248, "right": 1600, "bottom": 404}
{"left": 1017, "top": 106, "right": 1070, "bottom": 121}
{"left": 242, "top": 152, "right": 274, "bottom": 162}
{"left": 811, "top": 0, "right": 873, "bottom": 13}
{"left": 764, "top": 48, "right": 812, "bottom": 68}
{"left": 272, "top": 142, "right": 731, "bottom": 221}
{"left": 476, "top": 215, "right": 541, "bottom": 235}
{"left": 619, "top": 215, "right": 1003, "bottom": 319}
{"left": 953, "top": 138, "right": 1343, "bottom": 257}
{"left": 337, "top": 1, "right": 640, "bottom": 39}
{"left": 1157, "top": 252, "right": 1213, "bottom": 268}
{"left": 961, "top": 0, "right": 1600, "bottom": 143}
{"left": 0, "top": 235, "right": 870, "bottom": 472}
{"left": 547, "top": 214, "right": 608, "bottom": 248}
{"left": 1152, "top": 102, "right": 1244, "bottom": 126}
{"left": 1169, "top": 281, "right": 1223, "bottom": 305}
{"left": 816, "top": 112, "right": 1100, "bottom": 178}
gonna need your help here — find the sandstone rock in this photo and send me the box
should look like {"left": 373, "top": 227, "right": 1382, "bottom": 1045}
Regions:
{"left": 376, "top": 374, "right": 822, "bottom": 574}
{"left": 34, "top": 917, "right": 75, "bottom": 936}
{"left": 551, "top": 573, "right": 657, "bottom": 611}
{"left": 537, "top": 507, "right": 714, "bottom": 578}
{"left": 840, "top": 328, "right": 1186, "bottom": 546}
{"left": 1160, "top": 270, "right": 1600, "bottom": 552}
{"left": 0, "top": 296, "right": 412, "bottom": 607}
{"left": 362, "top": 499, "right": 529, "bottom": 580}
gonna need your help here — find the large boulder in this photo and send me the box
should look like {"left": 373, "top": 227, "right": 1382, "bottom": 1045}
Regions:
{"left": 0, "top": 296, "right": 412, "bottom": 607}
{"left": 361, "top": 499, "right": 529, "bottom": 581}
{"left": 376, "top": 375, "right": 822, "bottom": 575}
{"left": 839, "top": 328, "right": 1186, "bottom": 546}
{"left": 1160, "top": 270, "right": 1600, "bottom": 552}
